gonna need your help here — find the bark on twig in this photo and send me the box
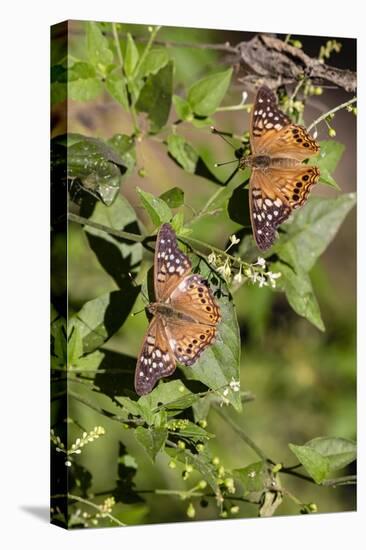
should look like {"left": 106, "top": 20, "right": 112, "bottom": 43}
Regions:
{"left": 228, "top": 34, "right": 356, "bottom": 93}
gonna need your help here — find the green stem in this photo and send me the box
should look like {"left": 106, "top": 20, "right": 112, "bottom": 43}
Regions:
{"left": 111, "top": 22, "right": 139, "bottom": 132}
{"left": 69, "top": 390, "right": 144, "bottom": 426}
{"left": 217, "top": 103, "right": 252, "bottom": 113}
{"left": 68, "top": 213, "right": 145, "bottom": 243}
{"left": 307, "top": 96, "right": 357, "bottom": 132}
{"left": 51, "top": 493, "right": 126, "bottom": 527}
{"left": 111, "top": 23, "right": 124, "bottom": 70}
{"left": 321, "top": 475, "right": 356, "bottom": 487}
{"left": 133, "top": 26, "right": 161, "bottom": 77}
{"left": 181, "top": 234, "right": 250, "bottom": 269}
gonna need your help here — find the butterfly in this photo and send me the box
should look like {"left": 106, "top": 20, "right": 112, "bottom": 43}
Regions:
{"left": 240, "top": 85, "right": 320, "bottom": 251}
{"left": 135, "top": 223, "right": 221, "bottom": 396}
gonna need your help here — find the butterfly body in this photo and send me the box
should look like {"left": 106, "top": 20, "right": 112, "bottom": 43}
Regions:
{"left": 135, "top": 224, "right": 221, "bottom": 396}
{"left": 242, "top": 86, "right": 320, "bottom": 251}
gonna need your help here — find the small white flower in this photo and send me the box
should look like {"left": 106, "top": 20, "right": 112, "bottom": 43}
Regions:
{"left": 267, "top": 271, "right": 282, "bottom": 288}
{"left": 233, "top": 271, "right": 243, "bottom": 284}
{"left": 229, "top": 378, "right": 240, "bottom": 392}
{"left": 223, "top": 388, "right": 229, "bottom": 397}
{"left": 230, "top": 234, "right": 240, "bottom": 245}
{"left": 208, "top": 252, "right": 217, "bottom": 265}
{"left": 256, "top": 257, "right": 266, "bottom": 267}
{"left": 257, "top": 274, "right": 268, "bottom": 288}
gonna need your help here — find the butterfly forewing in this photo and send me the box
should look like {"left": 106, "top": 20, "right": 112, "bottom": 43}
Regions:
{"left": 170, "top": 274, "right": 221, "bottom": 326}
{"left": 135, "top": 316, "right": 176, "bottom": 396}
{"left": 154, "top": 223, "right": 191, "bottom": 301}
{"left": 251, "top": 86, "right": 291, "bottom": 152}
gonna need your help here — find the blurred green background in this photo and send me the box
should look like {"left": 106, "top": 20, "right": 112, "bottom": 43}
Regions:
{"left": 54, "top": 21, "right": 356, "bottom": 523}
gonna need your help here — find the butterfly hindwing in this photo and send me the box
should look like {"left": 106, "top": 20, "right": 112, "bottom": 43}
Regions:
{"left": 154, "top": 223, "right": 191, "bottom": 301}
{"left": 165, "top": 322, "right": 217, "bottom": 366}
{"left": 135, "top": 316, "right": 176, "bottom": 396}
{"left": 249, "top": 170, "right": 291, "bottom": 251}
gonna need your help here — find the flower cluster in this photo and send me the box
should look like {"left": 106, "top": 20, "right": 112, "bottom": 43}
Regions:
{"left": 51, "top": 426, "right": 106, "bottom": 467}
{"left": 208, "top": 241, "right": 281, "bottom": 290}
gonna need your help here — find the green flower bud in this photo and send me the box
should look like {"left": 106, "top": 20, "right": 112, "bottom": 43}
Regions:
{"left": 328, "top": 128, "right": 336, "bottom": 138}
{"left": 212, "top": 456, "right": 220, "bottom": 466}
{"left": 177, "top": 440, "right": 186, "bottom": 449}
{"left": 198, "top": 480, "right": 207, "bottom": 490}
{"left": 168, "top": 460, "right": 177, "bottom": 469}
{"left": 230, "top": 505, "right": 239, "bottom": 514}
{"left": 187, "top": 502, "right": 196, "bottom": 518}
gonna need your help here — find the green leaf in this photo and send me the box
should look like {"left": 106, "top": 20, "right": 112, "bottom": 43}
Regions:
{"left": 183, "top": 260, "right": 241, "bottom": 410}
{"left": 184, "top": 449, "right": 221, "bottom": 497}
{"left": 312, "top": 140, "right": 345, "bottom": 189}
{"left": 166, "top": 134, "right": 198, "bottom": 173}
{"left": 136, "top": 187, "right": 172, "bottom": 227}
{"left": 276, "top": 194, "right": 356, "bottom": 273}
{"left": 137, "top": 48, "right": 169, "bottom": 78}
{"left": 134, "top": 426, "right": 168, "bottom": 461}
{"left": 108, "top": 133, "right": 136, "bottom": 174}
{"left": 51, "top": 62, "right": 103, "bottom": 104}
{"left": 167, "top": 420, "right": 214, "bottom": 441}
{"left": 86, "top": 21, "right": 114, "bottom": 68}
{"left": 73, "top": 290, "right": 135, "bottom": 354}
{"left": 68, "top": 324, "right": 84, "bottom": 364}
{"left": 67, "top": 135, "right": 128, "bottom": 205}
{"left": 187, "top": 68, "right": 232, "bottom": 116}
{"left": 105, "top": 72, "right": 129, "bottom": 109}
{"left": 289, "top": 443, "right": 330, "bottom": 484}
{"left": 159, "top": 186, "right": 185, "bottom": 208}
{"left": 135, "top": 61, "right": 173, "bottom": 133}
{"left": 305, "top": 437, "right": 356, "bottom": 471}
{"left": 173, "top": 95, "right": 192, "bottom": 120}
{"left": 272, "top": 193, "right": 356, "bottom": 330}
{"left": 138, "top": 380, "right": 193, "bottom": 412}
{"left": 124, "top": 33, "right": 139, "bottom": 77}
{"left": 272, "top": 260, "right": 325, "bottom": 331}
{"left": 82, "top": 194, "right": 142, "bottom": 288}
{"left": 51, "top": 316, "right": 67, "bottom": 365}
{"left": 73, "top": 350, "right": 105, "bottom": 371}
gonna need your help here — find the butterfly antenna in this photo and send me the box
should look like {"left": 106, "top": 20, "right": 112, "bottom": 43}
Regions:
{"left": 210, "top": 126, "right": 237, "bottom": 149}
{"left": 128, "top": 272, "right": 149, "bottom": 304}
{"left": 214, "top": 159, "right": 239, "bottom": 168}
{"left": 131, "top": 307, "right": 146, "bottom": 317}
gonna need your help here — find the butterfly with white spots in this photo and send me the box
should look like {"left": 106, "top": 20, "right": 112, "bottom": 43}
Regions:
{"left": 135, "top": 223, "right": 221, "bottom": 396}
{"left": 240, "top": 86, "right": 320, "bottom": 251}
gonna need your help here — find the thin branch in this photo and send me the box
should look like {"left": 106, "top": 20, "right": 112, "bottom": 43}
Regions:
{"left": 51, "top": 493, "right": 126, "bottom": 527}
{"left": 68, "top": 213, "right": 145, "bottom": 243}
{"left": 213, "top": 405, "right": 268, "bottom": 462}
{"left": 69, "top": 390, "right": 144, "bottom": 426}
{"left": 307, "top": 96, "right": 357, "bottom": 132}
{"left": 321, "top": 475, "right": 357, "bottom": 487}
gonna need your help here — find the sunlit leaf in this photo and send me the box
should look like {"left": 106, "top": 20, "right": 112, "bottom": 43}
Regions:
{"left": 124, "top": 33, "right": 140, "bottom": 77}
{"left": 136, "top": 187, "right": 172, "bottom": 226}
{"left": 159, "top": 186, "right": 185, "bottom": 208}
{"left": 187, "top": 68, "right": 232, "bottom": 116}
{"left": 86, "top": 21, "right": 114, "bottom": 68}
{"left": 134, "top": 426, "right": 168, "bottom": 461}
{"left": 289, "top": 443, "right": 330, "bottom": 484}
